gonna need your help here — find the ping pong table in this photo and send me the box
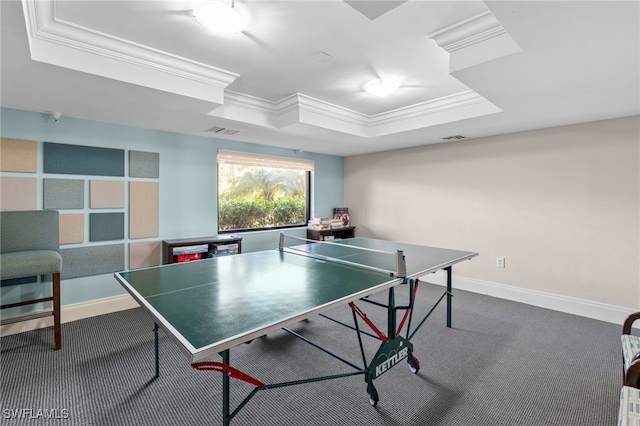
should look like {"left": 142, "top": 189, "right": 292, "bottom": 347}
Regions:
{"left": 114, "top": 235, "right": 478, "bottom": 425}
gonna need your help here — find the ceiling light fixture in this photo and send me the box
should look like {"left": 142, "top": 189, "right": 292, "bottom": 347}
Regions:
{"left": 364, "top": 80, "right": 399, "bottom": 98}
{"left": 194, "top": 1, "right": 248, "bottom": 34}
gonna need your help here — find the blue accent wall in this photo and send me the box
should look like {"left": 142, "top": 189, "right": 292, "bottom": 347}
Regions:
{"left": 0, "top": 107, "right": 344, "bottom": 309}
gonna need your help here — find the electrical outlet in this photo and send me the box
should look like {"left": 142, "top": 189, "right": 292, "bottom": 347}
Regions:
{"left": 496, "top": 257, "right": 505, "bottom": 268}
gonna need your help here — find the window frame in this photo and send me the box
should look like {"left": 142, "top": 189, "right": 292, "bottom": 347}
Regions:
{"left": 217, "top": 150, "right": 313, "bottom": 234}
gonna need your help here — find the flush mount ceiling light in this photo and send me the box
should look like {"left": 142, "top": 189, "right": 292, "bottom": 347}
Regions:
{"left": 194, "top": 1, "right": 248, "bottom": 34}
{"left": 364, "top": 80, "right": 399, "bottom": 98}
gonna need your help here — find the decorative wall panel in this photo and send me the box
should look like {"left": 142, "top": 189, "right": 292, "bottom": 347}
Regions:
{"left": 90, "top": 180, "right": 125, "bottom": 208}
{"left": 0, "top": 138, "right": 37, "bottom": 172}
{"left": 0, "top": 177, "right": 37, "bottom": 211}
{"left": 129, "top": 151, "right": 159, "bottom": 178}
{"left": 59, "top": 213, "right": 84, "bottom": 244}
{"left": 129, "top": 241, "right": 160, "bottom": 270}
{"left": 129, "top": 181, "right": 159, "bottom": 238}
{"left": 60, "top": 244, "right": 124, "bottom": 279}
{"left": 1, "top": 140, "right": 160, "bottom": 280}
{"left": 43, "top": 178, "right": 84, "bottom": 209}
{"left": 89, "top": 212, "right": 124, "bottom": 241}
{"left": 43, "top": 142, "right": 124, "bottom": 176}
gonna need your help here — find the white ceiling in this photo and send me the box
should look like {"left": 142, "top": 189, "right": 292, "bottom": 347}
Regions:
{"left": 1, "top": 0, "right": 638, "bottom": 157}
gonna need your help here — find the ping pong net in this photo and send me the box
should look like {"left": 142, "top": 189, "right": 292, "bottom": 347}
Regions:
{"left": 278, "top": 233, "right": 407, "bottom": 279}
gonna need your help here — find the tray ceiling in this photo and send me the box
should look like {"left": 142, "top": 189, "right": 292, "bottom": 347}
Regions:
{"left": 1, "top": 0, "right": 638, "bottom": 156}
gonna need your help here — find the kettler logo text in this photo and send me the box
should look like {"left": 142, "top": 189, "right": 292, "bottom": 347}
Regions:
{"left": 2, "top": 408, "right": 70, "bottom": 419}
{"left": 375, "top": 347, "right": 408, "bottom": 377}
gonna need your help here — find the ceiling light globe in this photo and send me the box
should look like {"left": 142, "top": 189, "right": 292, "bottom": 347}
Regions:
{"left": 194, "top": 1, "right": 248, "bottom": 34}
{"left": 365, "top": 80, "right": 399, "bottom": 98}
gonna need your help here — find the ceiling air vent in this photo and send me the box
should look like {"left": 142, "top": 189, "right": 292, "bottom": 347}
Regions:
{"left": 206, "top": 126, "right": 241, "bottom": 136}
{"left": 440, "top": 135, "right": 468, "bottom": 141}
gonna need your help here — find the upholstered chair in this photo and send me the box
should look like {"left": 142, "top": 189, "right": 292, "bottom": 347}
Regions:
{"left": 1, "top": 210, "right": 62, "bottom": 349}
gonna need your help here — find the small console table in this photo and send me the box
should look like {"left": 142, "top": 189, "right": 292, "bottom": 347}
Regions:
{"left": 162, "top": 235, "right": 243, "bottom": 265}
{"left": 307, "top": 226, "right": 356, "bottom": 241}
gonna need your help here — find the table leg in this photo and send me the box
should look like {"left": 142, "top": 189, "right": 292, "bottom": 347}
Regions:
{"left": 154, "top": 323, "right": 160, "bottom": 378}
{"left": 387, "top": 287, "right": 396, "bottom": 339}
{"left": 53, "top": 272, "right": 61, "bottom": 350}
{"left": 445, "top": 266, "right": 452, "bottom": 328}
{"left": 221, "top": 349, "right": 230, "bottom": 426}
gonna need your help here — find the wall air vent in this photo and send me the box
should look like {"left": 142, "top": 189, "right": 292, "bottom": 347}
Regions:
{"left": 206, "top": 126, "right": 241, "bottom": 136}
{"left": 440, "top": 135, "right": 468, "bottom": 141}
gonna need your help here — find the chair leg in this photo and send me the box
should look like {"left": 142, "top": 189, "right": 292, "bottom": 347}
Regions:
{"left": 53, "top": 272, "right": 61, "bottom": 350}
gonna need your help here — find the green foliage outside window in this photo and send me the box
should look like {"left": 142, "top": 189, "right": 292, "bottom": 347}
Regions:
{"left": 218, "top": 164, "right": 308, "bottom": 231}
{"left": 218, "top": 198, "right": 306, "bottom": 230}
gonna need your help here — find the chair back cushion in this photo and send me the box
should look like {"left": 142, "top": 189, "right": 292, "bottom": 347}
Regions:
{"left": 1, "top": 210, "right": 60, "bottom": 253}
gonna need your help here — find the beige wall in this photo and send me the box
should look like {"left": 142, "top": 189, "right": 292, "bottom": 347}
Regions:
{"left": 345, "top": 116, "right": 639, "bottom": 309}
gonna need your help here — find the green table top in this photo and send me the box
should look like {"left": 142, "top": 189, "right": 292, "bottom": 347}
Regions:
{"left": 115, "top": 237, "right": 477, "bottom": 362}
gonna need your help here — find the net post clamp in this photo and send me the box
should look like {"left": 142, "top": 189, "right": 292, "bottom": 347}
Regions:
{"left": 396, "top": 250, "right": 407, "bottom": 283}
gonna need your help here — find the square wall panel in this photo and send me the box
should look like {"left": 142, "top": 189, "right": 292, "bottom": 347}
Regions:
{"left": 0, "top": 138, "right": 37, "bottom": 172}
{"left": 90, "top": 212, "right": 124, "bottom": 242}
{"left": 0, "top": 177, "right": 37, "bottom": 211}
{"left": 129, "top": 241, "right": 160, "bottom": 270}
{"left": 129, "top": 151, "right": 159, "bottom": 178}
{"left": 90, "top": 180, "right": 125, "bottom": 208}
{"left": 43, "top": 178, "right": 84, "bottom": 209}
{"left": 60, "top": 213, "right": 84, "bottom": 244}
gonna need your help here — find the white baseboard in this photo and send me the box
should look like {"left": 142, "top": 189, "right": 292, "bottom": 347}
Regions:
{"left": 420, "top": 271, "right": 636, "bottom": 326}
{"left": 0, "top": 294, "right": 139, "bottom": 337}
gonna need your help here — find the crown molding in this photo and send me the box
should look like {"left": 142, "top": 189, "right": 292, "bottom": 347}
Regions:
{"left": 369, "top": 90, "right": 488, "bottom": 125}
{"left": 427, "top": 9, "right": 521, "bottom": 73}
{"left": 428, "top": 10, "right": 504, "bottom": 52}
{"left": 209, "top": 90, "right": 501, "bottom": 138}
{"left": 21, "top": 0, "right": 239, "bottom": 104}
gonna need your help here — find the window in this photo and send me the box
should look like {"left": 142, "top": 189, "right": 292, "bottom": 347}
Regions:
{"left": 217, "top": 150, "right": 313, "bottom": 232}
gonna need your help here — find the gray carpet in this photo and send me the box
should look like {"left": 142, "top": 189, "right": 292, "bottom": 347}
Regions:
{"left": 0, "top": 283, "right": 621, "bottom": 425}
